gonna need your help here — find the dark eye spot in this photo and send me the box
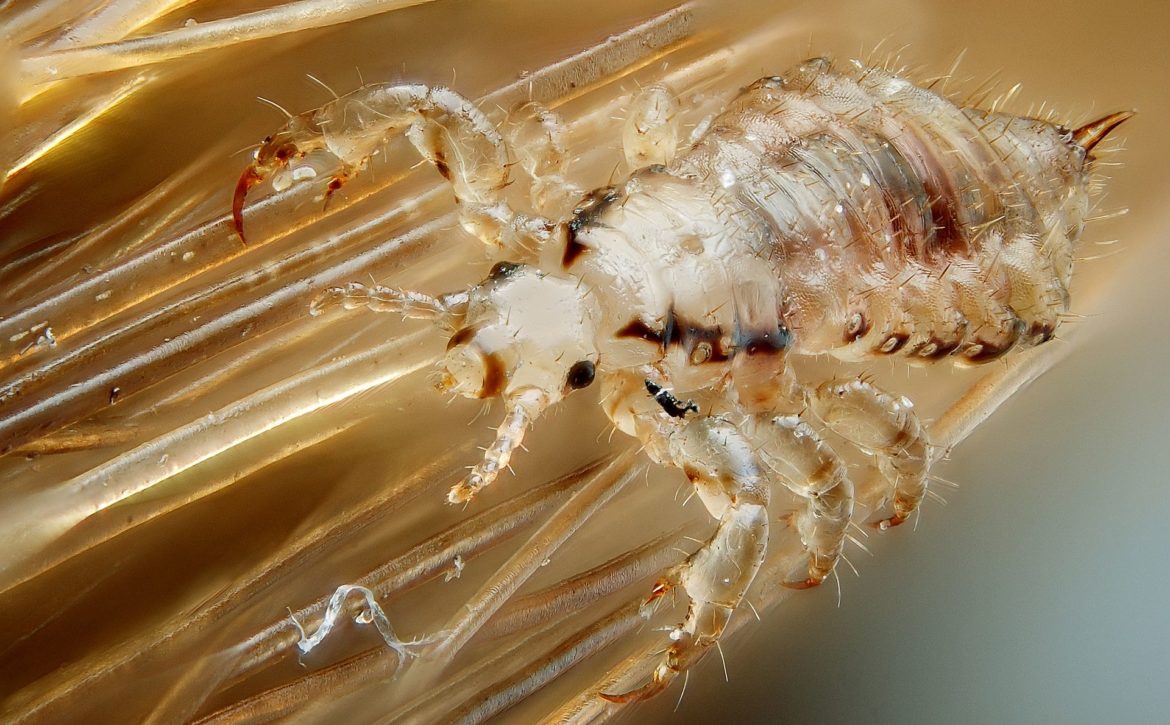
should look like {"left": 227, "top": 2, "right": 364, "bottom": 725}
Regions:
{"left": 566, "top": 360, "right": 596, "bottom": 389}
{"left": 488, "top": 261, "right": 522, "bottom": 280}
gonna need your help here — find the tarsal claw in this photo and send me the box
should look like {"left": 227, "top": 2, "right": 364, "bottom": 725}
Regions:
{"left": 232, "top": 165, "right": 263, "bottom": 243}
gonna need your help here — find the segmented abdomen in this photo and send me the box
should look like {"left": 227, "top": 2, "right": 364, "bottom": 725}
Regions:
{"left": 676, "top": 57, "right": 1093, "bottom": 364}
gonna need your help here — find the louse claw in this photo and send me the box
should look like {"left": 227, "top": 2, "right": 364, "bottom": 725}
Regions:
{"left": 781, "top": 575, "right": 825, "bottom": 590}
{"left": 600, "top": 630, "right": 706, "bottom": 704}
{"left": 231, "top": 165, "right": 264, "bottom": 242}
{"left": 870, "top": 513, "right": 908, "bottom": 530}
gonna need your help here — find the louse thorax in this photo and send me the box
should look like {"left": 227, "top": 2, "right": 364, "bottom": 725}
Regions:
{"left": 549, "top": 168, "right": 796, "bottom": 404}
{"left": 438, "top": 262, "right": 601, "bottom": 405}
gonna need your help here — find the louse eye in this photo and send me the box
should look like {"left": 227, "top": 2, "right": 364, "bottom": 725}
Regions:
{"left": 565, "top": 360, "right": 596, "bottom": 389}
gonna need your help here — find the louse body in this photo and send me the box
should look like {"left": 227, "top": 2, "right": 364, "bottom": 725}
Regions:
{"left": 234, "top": 56, "right": 1128, "bottom": 701}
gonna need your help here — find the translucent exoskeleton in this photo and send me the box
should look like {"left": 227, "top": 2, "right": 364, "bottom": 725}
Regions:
{"left": 233, "top": 57, "right": 1131, "bottom": 701}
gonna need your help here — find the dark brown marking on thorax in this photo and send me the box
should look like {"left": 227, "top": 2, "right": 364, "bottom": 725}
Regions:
{"left": 616, "top": 319, "right": 664, "bottom": 345}
{"left": 663, "top": 307, "right": 730, "bottom": 363}
{"left": 736, "top": 326, "right": 791, "bottom": 356}
{"left": 563, "top": 186, "right": 623, "bottom": 269}
{"left": 618, "top": 309, "right": 791, "bottom": 363}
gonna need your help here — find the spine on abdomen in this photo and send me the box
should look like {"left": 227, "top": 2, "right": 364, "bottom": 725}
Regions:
{"left": 676, "top": 57, "right": 1093, "bottom": 365}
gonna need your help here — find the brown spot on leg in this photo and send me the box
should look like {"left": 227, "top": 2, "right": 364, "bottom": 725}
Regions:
{"left": 324, "top": 173, "right": 350, "bottom": 213}
{"left": 1029, "top": 321, "right": 1056, "bottom": 344}
{"left": 432, "top": 147, "right": 452, "bottom": 180}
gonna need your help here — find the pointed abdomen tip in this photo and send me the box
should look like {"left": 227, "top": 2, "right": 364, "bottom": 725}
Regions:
{"left": 1072, "top": 110, "right": 1135, "bottom": 155}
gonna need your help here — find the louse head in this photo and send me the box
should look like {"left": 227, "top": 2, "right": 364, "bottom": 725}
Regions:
{"left": 434, "top": 261, "right": 603, "bottom": 504}
{"left": 439, "top": 261, "right": 601, "bottom": 404}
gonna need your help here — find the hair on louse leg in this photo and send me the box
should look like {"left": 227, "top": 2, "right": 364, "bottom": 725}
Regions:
{"left": 304, "top": 73, "right": 340, "bottom": 100}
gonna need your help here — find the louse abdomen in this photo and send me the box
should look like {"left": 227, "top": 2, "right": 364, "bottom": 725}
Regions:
{"left": 675, "top": 57, "right": 1107, "bottom": 366}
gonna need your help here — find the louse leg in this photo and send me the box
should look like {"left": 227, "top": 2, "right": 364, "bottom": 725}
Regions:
{"left": 601, "top": 413, "right": 770, "bottom": 703}
{"left": 622, "top": 83, "right": 680, "bottom": 170}
{"left": 811, "top": 378, "right": 930, "bottom": 529}
{"left": 728, "top": 277, "right": 802, "bottom": 413}
{"left": 307, "top": 281, "right": 468, "bottom": 328}
{"left": 233, "top": 85, "right": 555, "bottom": 256}
{"left": 742, "top": 414, "right": 854, "bottom": 589}
{"left": 599, "top": 370, "right": 769, "bottom": 702}
{"left": 504, "top": 101, "right": 582, "bottom": 218}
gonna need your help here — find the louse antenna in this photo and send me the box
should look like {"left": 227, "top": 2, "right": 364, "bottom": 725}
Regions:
{"left": 446, "top": 388, "right": 550, "bottom": 504}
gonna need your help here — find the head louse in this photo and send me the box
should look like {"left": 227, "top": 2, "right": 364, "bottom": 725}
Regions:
{"left": 242, "top": 54, "right": 1130, "bottom": 706}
